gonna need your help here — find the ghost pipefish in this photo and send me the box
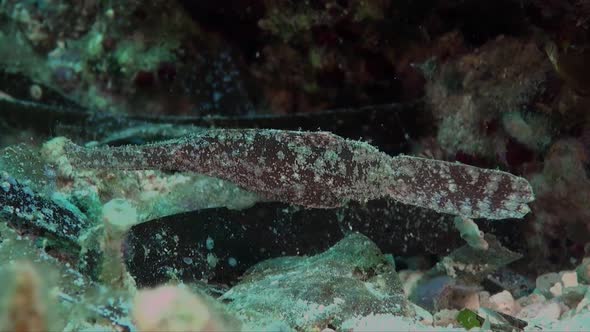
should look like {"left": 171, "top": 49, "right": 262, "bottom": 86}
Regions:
{"left": 63, "top": 129, "right": 533, "bottom": 220}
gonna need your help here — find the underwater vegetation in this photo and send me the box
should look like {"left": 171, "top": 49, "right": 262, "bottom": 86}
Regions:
{"left": 3, "top": 0, "right": 590, "bottom": 331}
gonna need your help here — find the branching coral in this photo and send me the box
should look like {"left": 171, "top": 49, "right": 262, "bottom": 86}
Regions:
{"left": 64, "top": 129, "right": 534, "bottom": 220}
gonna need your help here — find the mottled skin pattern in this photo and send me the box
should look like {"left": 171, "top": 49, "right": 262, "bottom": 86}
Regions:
{"left": 65, "top": 129, "right": 534, "bottom": 220}
{"left": 389, "top": 156, "right": 533, "bottom": 220}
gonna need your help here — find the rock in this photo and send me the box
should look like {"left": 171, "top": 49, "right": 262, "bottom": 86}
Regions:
{"left": 433, "top": 309, "right": 459, "bottom": 327}
{"left": 220, "top": 233, "right": 413, "bottom": 331}
{"left": 518, "top": 302, "right": 546, "bottom": 320}
{"left": 536, "top": 272, "right": 561, "bottom": 298}
{"left": 435, "top": 234, "right": 522, "bottom": 284}
{"left": 537, "top": 302, "right": 562, "bottom": 320}
{"left": 460, "top": 290, "right": 480, "bottom": 311}
{"left": 426, "top": 37, "right": 551, "bottom": 160}
{"left": 434, "top": 282, "right": 481, "bottom": 312}
{"left": 517, "top": 293, "right": 546, "bottom": 308}
{"left": 341, "top": 313, "right": 460, "bottom": 331}
{"left": 576, "top": 258, "right": 590, "bottom": 284}
{"left": 576, "top": 296, "right": 590, "bottom": 314}
{"left": 478, "top": 291, "right": 492, "bottom": 309}
{"left": 518, "top": 301, "right": 561, "bottom": 321}
{"left": 489, "top": 290, "right": 517, "bottom": 315}
{"left": 262, "top": 321, "right": 295, "bottom": 332}
{"left": 399, "top": 270, "right": 423, "bottom": 297}
{"left": 550, "top": 281, "right": 563, "bottom": 297}
{"left": 561, "top": 271, "right": 578, "bottom": 288}
{"left": 132, "top": 285, "right": 231, "bottom": 332}
{"left": 561, "top": 285, "right": 588, "bottom": 308}
{"left": 484, "top": 268, "right": 535, "bottom": 299}
{"left": 410, "top": 275, "right": 454, "bottom": 311}
{"left": 549, "top": 312, "right": 590, "bottom": 331}
{"left": 412, "top": 303, "right": 434, "bottom": 326}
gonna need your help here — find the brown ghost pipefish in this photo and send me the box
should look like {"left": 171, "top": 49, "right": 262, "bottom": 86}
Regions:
{"left": 65, "top": 129, "right": 534, "bottom": 220}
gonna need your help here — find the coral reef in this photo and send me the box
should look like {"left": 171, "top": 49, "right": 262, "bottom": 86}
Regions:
{"left": 425, "top": 36, "right": 552, "bottom": 164}
{"left": 3, "top": 0, "right": 590, "bottom": 330}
